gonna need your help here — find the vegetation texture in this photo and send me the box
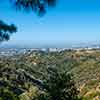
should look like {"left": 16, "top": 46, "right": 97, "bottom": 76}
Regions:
{"left": 0, "top": 20, "right": 17, "bottom": 42}
{"left": 9, "top": 0, "right": 56, "bottom": 16}
{"left": 0, "top": 49, "right": 100, "bottom": 99}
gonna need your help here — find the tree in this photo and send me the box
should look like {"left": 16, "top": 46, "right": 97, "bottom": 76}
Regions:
{"left": 0, "top": 88, "right": 19, "bottom": 100}
{"left": 0, "top": 20, "right": 17, "bottom": 42}
{"left": 0, "top": 0, "right": 56, "bottom": 42}
{"left": 34, "top": 66, "right": 79, "bottom": 100}
{"left": 12, "top": 0, "right": 56, "bottom": 15}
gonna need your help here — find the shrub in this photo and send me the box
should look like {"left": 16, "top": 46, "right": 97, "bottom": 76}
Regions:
{"left": 34, "top": 66, "right": 80, "bottom": 100}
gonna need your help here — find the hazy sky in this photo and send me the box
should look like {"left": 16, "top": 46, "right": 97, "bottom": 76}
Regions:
{"left": 0, "top": 0, "right": 100, "bottom": 46}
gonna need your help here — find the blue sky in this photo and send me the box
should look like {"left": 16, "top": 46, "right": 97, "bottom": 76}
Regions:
{"left": 0, "top": 0, "right": 100, "bottom": 47}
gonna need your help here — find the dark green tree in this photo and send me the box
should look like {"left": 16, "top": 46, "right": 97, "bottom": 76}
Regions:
{"left": 34, "top": 66, "right": 79, "bottom": 100}
{"left": 0, "top": 20, "right": 17, "bottom": 42}
{"left": 12, "top": 0, "right": 56, "bottom": 15}
{"left": 0, "top": 88, "right": 19, "bottom": 100}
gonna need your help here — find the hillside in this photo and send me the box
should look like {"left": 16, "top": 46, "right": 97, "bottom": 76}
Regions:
{"left": 0, "top": 49, "right": 100, "bottom": 99}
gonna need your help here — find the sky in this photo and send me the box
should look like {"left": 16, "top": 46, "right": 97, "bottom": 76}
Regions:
{"left": 0, "top": 0, "right": 100, "bottom": 47}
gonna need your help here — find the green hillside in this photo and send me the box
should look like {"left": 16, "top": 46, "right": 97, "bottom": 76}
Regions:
{"left": 0, "top": 49, "right": 100, "bottom": 100}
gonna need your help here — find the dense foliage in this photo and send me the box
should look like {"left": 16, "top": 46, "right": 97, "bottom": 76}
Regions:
{"left": 0, "top": 88, "right": 19, "bottom": 100}
{"left": 0, "top": 49, "right": 80, "bottom": 100}
{"left": 35, "top": 67, "right": 79, "bottom": 100}
{"left": 0, "top": 20, "right": 17, "bottom": 42}
{"left": 0, "top": 49, "right": 100, "bottom": 99}
{"left": 12, "top": 0, "right": 56, "bottom": 15}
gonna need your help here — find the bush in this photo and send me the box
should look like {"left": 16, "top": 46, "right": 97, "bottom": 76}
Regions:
{"left": 0, "top": 88, "right": 19, "bottom": 100}
{"left": 34, "top": 66, "right": 80, "bottom": 100}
